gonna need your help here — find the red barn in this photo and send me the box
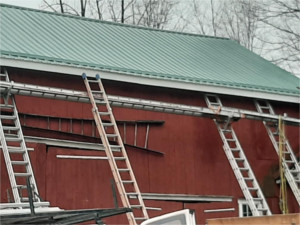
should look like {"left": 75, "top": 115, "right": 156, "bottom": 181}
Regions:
{"left": 0, "top": 4, "right": 299, "bottom": 224}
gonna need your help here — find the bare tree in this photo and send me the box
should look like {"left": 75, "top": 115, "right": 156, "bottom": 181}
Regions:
{"left": 257, "top": 0, "right": 300, "bottom": 76}
{"left": 220, "top": 0, "right": 262, "bottom": 51}
{"left": 189, "top": 0, "right": 262, "bottom": 51}
{"left": 131, "top": 0, "right": 177, "bottom": 29}
{"left": 42, "top": 0, "right": 179, "bottom": 29}
{"left": 42, "top": 0, "right": 80, "bottom": 16}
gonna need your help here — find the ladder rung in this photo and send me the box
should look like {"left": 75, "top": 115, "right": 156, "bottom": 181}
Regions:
{"left": 257, "top": 208, "right": 269, "bottom": 211}
{"left": 8, "top": 150, "right": 26, "bottom": 154}
{"left": 135, "top": 217, "right": 147, "bottom": 221}
{"left": 127, "top": 192, "right": 138, "bottom": 196}
{"left": 2, "top": 126, "right": 19, "bottom": 131}
{"left": 5, "top": 137, "right": 23, "bottom": 142}
{"left": 110, "top": 145, "right": 122, "bottom": 149}
{"left": 235, "top": 158, "right": 245, "bottom": 161}
{"left": 248, "top": 187, "right": 258, "bottom": 191}
{"left": 14, "top": 173, "right": 32, "bottom": 177}
{"left": 114, "top": 157, "right": 126, "bottom": 160}
{"left": 15, "top": 185, "right": 27, "bottom": 189}
{"left": 221, "top": 129, "right": 231, "bottom": 133}
{"left": 0, "top": 115, "right": 16, "bottom": 120}
{"left": 226, "top": 139, "right": 235, "bottom": 142}
{"left": 131, "top": 205, "right": 142, "bottom": 209}
{"left": 106, "top": 134, "right": 118, "bottom": 138}
{"left": 21, "top": 197, "right": 29, "bottom": 202}
{"left": 118, "top": 168, "right": 130, "bottom": 172}
{"left": 239, "top": 168, "right": 249, "bottom": 171}
{"left": 21, "top": 197, "right": 37, "bottom": 202}
{"left": 253, "top": 197, "right": 263, "bottom": 201}
{"left": 88, "top": 80, "right": 99, "bottom": 83}
{"left": 99, "top": 112, "right": 111, "bottom": 116}
{"left": 244, "top": 177, "right": 254, "bottom": 181}
{"left": 11, "top": 161, "right": 29, "bottom": 165}
{"left": 8, "top": 147, "right": 25, "bottom": 153}
{"left": 0, "top": 73, "right": 7, "bottom": 77}
{"left": 92, "top": 90, "right": 103, "bottom": 94}
{"left": 209, "top": 102, "right": 220, "bottom": 106}
{"left": 122, "top": 180, "right": 134, "bottom": 184}
{"left": 284, "top": 160, "right": 294, "bottom": 163}
{"left": 0, "top": 104, "right": 14, "bottom": 109}
{"left": 290, "top": 170, "right": 300, "bottom": 174}
{"left": 259, "top": 105, "right": 270, "bottom": 109}
{"left": 231, "top": 148, "right": 240, "bottom": 152}
{"left": 103, "top": 123, "right": 114, "bottom": 127}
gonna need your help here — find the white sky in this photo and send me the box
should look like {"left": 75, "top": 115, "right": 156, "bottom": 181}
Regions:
{"left": 0, "top": 0, "right": 43, "bottom": 9}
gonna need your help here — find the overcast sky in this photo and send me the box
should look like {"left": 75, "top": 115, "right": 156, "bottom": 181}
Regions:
{"left": 0, "top": 0, "right": 43, "bottom": 9}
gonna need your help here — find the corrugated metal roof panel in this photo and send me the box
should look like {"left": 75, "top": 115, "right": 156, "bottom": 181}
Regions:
{"left": 0, "top": 4, "right": 299, "bottom": 96}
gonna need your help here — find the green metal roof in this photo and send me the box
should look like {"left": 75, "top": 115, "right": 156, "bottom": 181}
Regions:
{"left": 0, "top": 4, "right": 299, "bottom": 97}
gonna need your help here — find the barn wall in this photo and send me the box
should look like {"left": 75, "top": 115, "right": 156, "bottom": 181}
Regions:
{"left": 1, "top": 68, "right": 299, "bottom": 224}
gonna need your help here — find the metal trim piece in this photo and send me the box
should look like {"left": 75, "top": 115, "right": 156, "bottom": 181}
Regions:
{"left": 1, "top": 58, "right": 299, "bottom": 103}
{"left": 56, "top": 155, "right": 108, "bottom": 160}
{"left": 1, "top": 81, "right": 299, "bottom": 126}
{"left": 140, "top": 193, "right": 233, "bottom": 203}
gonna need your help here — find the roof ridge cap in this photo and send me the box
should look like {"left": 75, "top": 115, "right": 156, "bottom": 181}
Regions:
{"left": 0, "top": 3, "right": 229, "bottom": 40}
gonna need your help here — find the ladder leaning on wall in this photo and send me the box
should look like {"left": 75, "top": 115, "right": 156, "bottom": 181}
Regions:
{"left": 82, "top": 73, "right": 149, "bottom": 225}
{"left": 205, "top": 95, "right": 272, "bottom": 216}
{"left": 0, "top": 70, "right": 47, "bottom": 208}
{"left": 255, "top": 100, "right": 300, "bottom": 206}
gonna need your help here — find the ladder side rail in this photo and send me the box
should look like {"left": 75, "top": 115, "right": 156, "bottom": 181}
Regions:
{"left": 286, "top": 141, "right": 300, "bottom": 172}
{"left": 96, "top": 77, "right": 149, "bottom": 220}
{"left": 11, "top": 97, "right": 40, "bottom": 201}
{"left": 230, "top": 126, "right": 272, "bottom": 215}
{"left": 281, "top": 137, "right": 300, "bottom": 206}
{"left": 215, "top": 121, "right": 271, "bottom": 216}
{"left": 83, "top": 76, "right": 137, "bottom": 225}
{"left": 266, "top": 102, "right": 275, "bottom": 115}
{"left": 266, "top": 101, "right": 300, "bottom": 177}
{"left": 216, "top": 122, "right": 258, "bottom": 215}
{"left": 264, "top": 122, "right": 279, "bottom": 153}
{"left": 0, "top": 119, "right": 20, "bottom": 203}
{"left": 222, "top": 144, "right": 260, "bottom": 215}
{"left": 210, "top": 96, "right": 271, "bottom": 216}
{"left": 255, "top": 100, "right": 300, "bottom": 206}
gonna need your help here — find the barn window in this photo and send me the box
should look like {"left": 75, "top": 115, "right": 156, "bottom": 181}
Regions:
{"left": 238, "top": 199, "right": 253, "bottom": 217}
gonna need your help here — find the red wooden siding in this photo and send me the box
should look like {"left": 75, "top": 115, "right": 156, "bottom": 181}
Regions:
{"left": 1, "top": 68, "right": 299, "bottom": 224}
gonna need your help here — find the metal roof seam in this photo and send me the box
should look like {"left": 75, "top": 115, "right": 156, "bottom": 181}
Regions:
{"left": 1, "top": 3, "right": 299, "bottom": 98}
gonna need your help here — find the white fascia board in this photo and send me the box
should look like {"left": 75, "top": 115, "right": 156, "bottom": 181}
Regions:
{"left": 1, "top": 58, "right": 299, "bottom": 104}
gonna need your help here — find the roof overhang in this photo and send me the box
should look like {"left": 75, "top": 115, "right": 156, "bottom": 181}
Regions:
{"left": 2, "top": 58, "right": 299, "bottom": 104}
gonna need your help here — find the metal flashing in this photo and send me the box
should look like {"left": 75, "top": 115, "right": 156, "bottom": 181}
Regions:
{"left": 140, "top": 193, "right": 233, "bottom": 203}
{"left": 1, "top": 58, "right": 299, "bottom": 104}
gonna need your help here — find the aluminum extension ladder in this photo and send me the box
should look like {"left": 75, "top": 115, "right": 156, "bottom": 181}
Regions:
{"left": 255, "top": 100, "right": 300, "bottom": 206}
{"left": 205, "top": 95, "right": 272, "bottom": 216}
{"left": 82, "top": 73, "right": 149, "bottom": 225}
{"left": 0, "top": 71, "right": 42, "bottom": 206}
